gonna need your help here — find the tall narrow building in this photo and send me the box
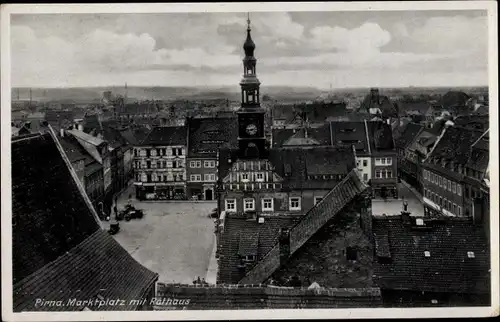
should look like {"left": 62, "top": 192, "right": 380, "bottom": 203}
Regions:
{"left": 237, "top": 17, "right": 267, "bottom": 159}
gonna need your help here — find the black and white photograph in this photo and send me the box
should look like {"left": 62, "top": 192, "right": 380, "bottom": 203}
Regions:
{"left": 1, "top": 2, "right": 498, "bottom": 320}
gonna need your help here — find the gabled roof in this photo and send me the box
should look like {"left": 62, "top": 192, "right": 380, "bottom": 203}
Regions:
{"left": 12, "top": 130, "right": 158, "bottom": 311}
{"left": 373, "top": 216, "right": 490, "bottom": 294}
{"left": 67, "top": 129, "right": 106, "bottom": 164}
{"left": 141, "top": 125, "right": 187, "bottom": 146}
{"left": 239, "top": 170, "right": 368, "bottom": 284}
{"left": 396, "top": 123, "right": 424, "bottom": 149}
{"left": 188, "top": 117, "right": 238, "bottom": 157}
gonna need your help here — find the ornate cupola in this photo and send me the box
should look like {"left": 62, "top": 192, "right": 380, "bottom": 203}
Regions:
{"left": 237, "top": 14, "right": 266, "bottom": 159}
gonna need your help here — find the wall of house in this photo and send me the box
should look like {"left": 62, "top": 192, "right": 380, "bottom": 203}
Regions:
{"left": 422, "top": 167, "right": 464, "bottom": 217}
{"left": 133, "top": 145, "right": 187, "bottom": 199}
{"left": 356, "top": 156, "right": 372, "bottom": 182}
{"left": 186, "top": 157, "right": 218, "bottom": 199}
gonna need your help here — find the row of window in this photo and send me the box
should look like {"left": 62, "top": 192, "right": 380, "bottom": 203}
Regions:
{"left": 135, "top": 147, "right": 184, "bottom": 157}
{"left": 190, "top": 174, "right": 216, "bottom": 182}
{"left": 224, "top": 196, "right": 323, "bottom": 213}
{"left": 374, "top": 169, "right": 393, "bottom": 179}
{"left": 137, "top": 173, "right": 184, "bottom": 183}
{"left": 224, "top": 182, "right": 282, "bottom": 191}
{"left": 423, "top": 170, "right": 462, "bottom": 196}
{"left": 424, "top": 188, "right": 462, "bottom": 216}
{"left": 135, "top": 160, "right": 184, "bottom": 169}
{"left": 374, "top": 157, "right": 393, "bottom": 166}
{"left": 190, "top": 160, "right": 216, "bottom": 168}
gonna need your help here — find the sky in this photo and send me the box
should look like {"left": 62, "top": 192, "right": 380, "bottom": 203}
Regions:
{"left": 10, "top": 10, "right": 489, "bottom": 89}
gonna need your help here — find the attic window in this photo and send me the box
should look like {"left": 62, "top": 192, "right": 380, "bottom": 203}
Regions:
{"left": 431, "top": 299, "right": 438, "bottom": 304}
{"left": 245, "top": 255, "right": 256, "bottom": 262}
{"left": 416, "top": 218, "right": 424, "bottom": 226}
{"left": 424, "top": 251, "right": 431, "bottom": 257}
{"left": 467, "top": 251, "right": 475, "bottom": 258}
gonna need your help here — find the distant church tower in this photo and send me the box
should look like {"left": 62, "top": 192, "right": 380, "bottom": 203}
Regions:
{"left": 237, "top": 14, "right": 266, "bottom": 159}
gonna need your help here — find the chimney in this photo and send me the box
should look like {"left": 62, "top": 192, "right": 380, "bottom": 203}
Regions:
{"left": 78, "top": 124, "right": 83, "bottom": 131}
{"left": 60, "top": 128, "right": 64, "bottom": 137}
{"left": 278, "top": 228, "right": 290, "bottom": 265}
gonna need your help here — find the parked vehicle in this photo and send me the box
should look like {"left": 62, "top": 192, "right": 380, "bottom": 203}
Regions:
{"left": 119, "top": 204, "right": 144, "bottom": 221}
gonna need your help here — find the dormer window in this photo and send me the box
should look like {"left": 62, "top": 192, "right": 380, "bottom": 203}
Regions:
{"left": 424, "top": 251, "right": 431, "bottom": 257}
{"left": 467, "top": 251, "right": 475, "bottom": 258}
{"left": 416, "top": 218, "right": 424, "bottom": 226}
{"left": 245, "top": 255, "right": 256, "bottom": 262}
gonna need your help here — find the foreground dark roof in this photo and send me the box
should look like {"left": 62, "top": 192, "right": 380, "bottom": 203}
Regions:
{"left": 12, "top": 131, "right": 158, "bottom": 311}
{"left": 12, "top": 132, "right": 101, "bottom": 283}
{"left": 187, "top": 116, "right": 238, "bottom": 158}
{"left": 141, "top": 125, "right": 187, "bottom": 146}
{"left": 155, "top": 284, "right": 382, "bottom": 309}
{"left": 453, "top": 115, "right": 489, "bottom": 132}
{"left": 14, "top": 230, "right": 159, "bottom": 311}
{"left": 373, "top": 216, "right": 490, "bottom": 294}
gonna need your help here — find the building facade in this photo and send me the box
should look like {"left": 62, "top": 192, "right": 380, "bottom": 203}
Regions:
{"left": 422, "top": 125, "right": 487, "bottom": 218}
{"left": 186, "top": 116, "right": 238, "bottom": 200}
{"left": 133, "top": 126, "right": 188, "bottom": 200}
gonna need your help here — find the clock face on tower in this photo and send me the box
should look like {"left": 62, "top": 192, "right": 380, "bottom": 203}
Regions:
{"left": 246, "top": 124, "right": 258, "bottom": 136}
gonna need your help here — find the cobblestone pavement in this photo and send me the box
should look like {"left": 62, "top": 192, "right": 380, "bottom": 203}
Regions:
{"left": 105, "top": 184, "right": 217, "bottom": 284}
{"left": 371, "top": 183, "right": 425, "bottom": 217}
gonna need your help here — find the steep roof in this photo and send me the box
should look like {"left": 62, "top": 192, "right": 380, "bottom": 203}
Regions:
{"left": 330, "top": 121, "right": 370, "bottom": 153}
{"left": 11, "top": 130, "right": 158, "bottom": 311}
{"left": 141, "top": 125, "right": 187, "bottom": 146}
{"left": 187, "top": 117, "right": 238, "bottom": 158}
{"left": 119, "top": 126, "right": 150, "bottom": 146}
{"left": 239, "top": 170, "right": 368, "bottom": 284}
{"left": 155, "top": 284, "right": 382, "bottom": 309}
{"left": 424, "top": 126, "right": 484, "bottom": 165}
{"left": 372, "top": 216, "right": 490, "bottom": 294}
{"left": 12, "top": 132, "right": 101, "bottom": 284}
{"left": 14, "top": 230, "right": 158, "bottom": 311}
{"left": 396, "top": 123, "right": 424, "bottom": 149}
{"left": 218, "top": 216, "right": 300, "bottom": 284}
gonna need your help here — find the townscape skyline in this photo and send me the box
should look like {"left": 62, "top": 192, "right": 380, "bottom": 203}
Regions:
{"left": 11, "top": 10, "right": 488, "bottom": 89}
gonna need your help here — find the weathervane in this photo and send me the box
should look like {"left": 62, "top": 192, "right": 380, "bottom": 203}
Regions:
{"left": 247, "top": 12, "right": 251, "bottom": 30}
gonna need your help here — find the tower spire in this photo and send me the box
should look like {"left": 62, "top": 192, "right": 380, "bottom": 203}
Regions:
{"left": 247, "top": 12, "right": 251, "bottom": 31}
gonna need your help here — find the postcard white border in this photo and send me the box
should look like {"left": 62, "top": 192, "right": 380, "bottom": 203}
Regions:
{"left": 1, "top": 1, "right": 498, "bottom": 321}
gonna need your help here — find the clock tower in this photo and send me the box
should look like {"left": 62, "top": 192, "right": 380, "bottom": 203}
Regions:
{"left": 238, "top": 14, "right": 266, "bottom": 159}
